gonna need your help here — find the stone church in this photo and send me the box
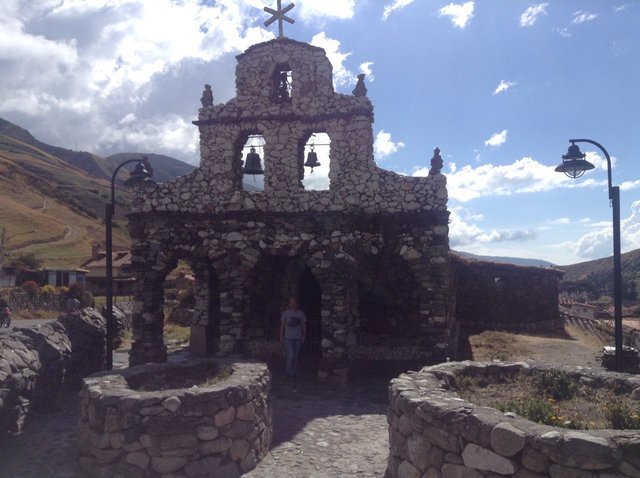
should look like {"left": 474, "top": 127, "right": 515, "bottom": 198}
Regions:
{"left": 127, "top": 35, "right": 454, "bottom": 380}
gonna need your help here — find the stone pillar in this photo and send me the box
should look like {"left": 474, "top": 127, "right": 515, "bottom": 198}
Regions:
{"left": 129, "top": 278, "right": 168, "bottom": 365}
{"left": 190, "top": 262, "right": 219, "bottom": 355}
{"left": 315, "top": 264, "right": 359, "bottom": 384}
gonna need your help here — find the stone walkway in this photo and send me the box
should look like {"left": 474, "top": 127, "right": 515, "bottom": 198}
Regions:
{"left": 0, "top": 353, "right": 395, "bottom": 478}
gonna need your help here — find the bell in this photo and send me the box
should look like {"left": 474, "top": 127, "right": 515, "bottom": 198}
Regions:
{"left": 242, "top": 147, "right": 264, "bottom": 175}
{"left": 304, "top": 145, "right": 321, "bottom": 171}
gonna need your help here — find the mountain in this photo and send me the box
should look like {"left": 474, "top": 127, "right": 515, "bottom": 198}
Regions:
{"left": 0, "top": 117, "right": 195, "bottom": 268}
{"left": 558, "top": 249, "right": 640, "bottom": 304}
{"left": 107, "top": 153, "right": 195, "bottom": 184}
{"left": 452, "top": 250, "right": 556, "bottom": 268}
{"left": 0, "top": 118, "right": 114, "bottom": 181}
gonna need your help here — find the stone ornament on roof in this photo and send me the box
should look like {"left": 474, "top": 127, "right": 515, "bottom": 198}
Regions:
{"left": 264, "top": 0, "right": 295, "bottom": 38}
{"left": 352, "top": 74, "right": 368, "bottom": 97}
{"left": 200, "top": 84, "right": 213, "bottom": 108}
{"left": 429, "top": 147, "right": 443, "bottom": 175}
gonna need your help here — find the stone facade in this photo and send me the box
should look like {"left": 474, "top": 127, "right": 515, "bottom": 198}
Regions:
{"left": 0, "top": 309, "right": 107, "bottom": 435}
{"left": 127, "top": 37, "right": 453, "bottom": 378}
{"left": 452, "top": 255, "right": 565, "bottom": 333}
{"left": 78, "top": 359, "right": 271, "bottom": 478}
{"left": 387, "top": 361, "right": 640, "bottom": 478}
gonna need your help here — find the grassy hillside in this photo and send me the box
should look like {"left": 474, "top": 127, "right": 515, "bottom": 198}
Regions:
{"left": 0, "top": 117, "right": 198, "bottom": 269}
{"left": 558, "top": 249, "right": 640, "bottom": 305}
{"left": 0, "top": 135, "right": 130, "bottom": 267}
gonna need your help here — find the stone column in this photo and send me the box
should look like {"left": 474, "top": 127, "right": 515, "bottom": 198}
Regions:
{"left": 129, "top": 277, "right": 168, "bottom": 366}
{"left": 314, "top": 260, "right": 359, "bottom": 384}
{"left": 190, "top": 262, "right": 219, "bottom": 355}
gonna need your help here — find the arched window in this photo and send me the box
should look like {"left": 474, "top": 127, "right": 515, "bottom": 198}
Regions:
{"left": 273, "top": 63, "right": 292, "bottom": 104}
{"left": 300, "top": 132, "right": 331, "bottom": 191}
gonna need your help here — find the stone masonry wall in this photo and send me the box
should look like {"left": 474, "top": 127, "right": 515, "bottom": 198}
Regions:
{"left": 0, "top": 309, "right": 106, "bottom": 435}
{"left": 453, "top": 255, "right": 565, "bottom": 333}
{"left": 78, "top": 359, "right": 271, "bottom": 478}
{"left": 387, "top": 361, "right": 640, "bottom": 478}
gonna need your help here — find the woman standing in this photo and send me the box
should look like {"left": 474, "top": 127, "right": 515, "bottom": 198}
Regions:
{"left": 280, "top": 297, "right": 307, "bottom": 379}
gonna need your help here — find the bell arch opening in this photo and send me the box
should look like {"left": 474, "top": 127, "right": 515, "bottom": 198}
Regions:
{"left": 236, "top": 133, "right": 265, "bottom": 192}
{"left": 272, "top": 62, "right": 292, "bottom": 104}
{"left": 298, "top": 132, "right": 331, "bottom": 191}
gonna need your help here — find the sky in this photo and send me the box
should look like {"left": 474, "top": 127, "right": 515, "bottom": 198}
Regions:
{"left": 0, "top": 0, "right": 639, "bottom": 265}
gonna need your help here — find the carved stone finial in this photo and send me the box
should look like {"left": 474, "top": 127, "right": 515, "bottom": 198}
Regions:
{"left": 429, "top": 147, "right": 443, "bottom": 175}
{"left": 352, "top": 74, "right": 368, "bottom": 97}
{"left": 200, "top": 84, "right": 214, "bottom": 108}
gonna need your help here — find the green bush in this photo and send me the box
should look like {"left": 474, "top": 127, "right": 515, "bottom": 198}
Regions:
{"left": 601, "top": 397, "right": 640, "bottom": 430}
{"left": 532, "top": 370, "right": 579, "bottom": 400}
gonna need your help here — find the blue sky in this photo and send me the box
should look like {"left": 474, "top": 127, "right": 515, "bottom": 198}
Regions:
{"left": 0, "top": 1, "right": 638, "bottom": 265}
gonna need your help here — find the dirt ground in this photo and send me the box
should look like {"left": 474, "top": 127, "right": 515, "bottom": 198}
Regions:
{"left": 460, "top": 324, "right": 607, "bottom": 371}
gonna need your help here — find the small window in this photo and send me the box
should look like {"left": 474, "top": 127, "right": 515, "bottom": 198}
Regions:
{"left": 273, "top": 63, "right": 292, "bottom": 104}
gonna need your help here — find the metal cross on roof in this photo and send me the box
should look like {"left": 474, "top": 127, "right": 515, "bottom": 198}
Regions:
{"left": 264, "top": 0, "right": 295, "bottom": 38}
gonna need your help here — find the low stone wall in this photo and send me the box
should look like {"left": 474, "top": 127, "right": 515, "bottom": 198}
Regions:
{"left": 387, "top": 362, "right": 640, "bottom": 478}
{"left": 78, "top": 359, "right": 272, "bottom": 478}
{"left": 0, "top": 309, "right": 106, "bottom": 435}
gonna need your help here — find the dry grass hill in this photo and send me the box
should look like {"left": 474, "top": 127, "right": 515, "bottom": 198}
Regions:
{"left": 0, "top": 118, "right": 194, "bottom": 268}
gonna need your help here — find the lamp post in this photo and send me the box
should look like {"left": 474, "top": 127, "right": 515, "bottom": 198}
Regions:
{"left": 555, "top": 138, "right": 623, "bottom": 372}
{"left": 105, "top": 159, "right": 155, "bottom": 370}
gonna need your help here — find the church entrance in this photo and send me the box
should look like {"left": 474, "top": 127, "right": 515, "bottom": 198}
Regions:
{"left": 297, "top": 268, "right": 322, "bottom": 357}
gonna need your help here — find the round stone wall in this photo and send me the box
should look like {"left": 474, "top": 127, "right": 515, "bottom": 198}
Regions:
{"left": 387, "top": 362, "right": 640, "bottom": 478}
{"left": 78, "top": 359, "right": 271, "bottom": 478}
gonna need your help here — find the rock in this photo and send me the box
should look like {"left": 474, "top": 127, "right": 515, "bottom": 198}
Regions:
{"left": 397, "top": 460, "right": 421, "bottom": 478}
{"left": 151, "top": 456, "right": 187, "bottom": 474}
{"left": 126, "top": 452, "right": 150, "bottom": 470}
{"left": 490, "top": 422, "right": 526, "bottom": 457}
{"left": 461, "top": 443, "right": 517, "bottom": 475}
{"left": 441, "top": 464, "right": 483, "bottom": 478}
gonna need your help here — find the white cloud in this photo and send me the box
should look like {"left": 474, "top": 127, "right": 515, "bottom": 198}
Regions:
{"left": 621, "top": 180, "right": 640, "bottom": 191}
{"left": 419, "top": 156, "right": 606, "bottom": 203}
{"left": 519, "top": 3, "right": 548, "bottom": 27}
{"left": 311, "top": 32, "right": 363, "bottom": 89}
{"left": 484, "top": 129, "right": 508, "bottom": 148}
{"left": 438, "top": 2, "right": 474, "bottom": 29}
{"left": 382, "top": 0, "right": 416, "bottom": 20}
{"left": 572, "top": 11, "right": 598, "bottom": 24}
{"left": 359, "top": 62, "right": 374, "bottom": 81}
{"left": 552, "top": 218, "right": 571, "bottom": 225}
{"left": 493, "top": 80, "right": 516, "bottom": 95}
{"left": 374, "top": 130, "right": 405, "bottom": 160}
{"left": 449, "top": 207, "right": 537, "bottom": 247}
{"left": 555, "top": 27, "right": 571, "bottom": 38}
{"left": 298, "top": 0, "right": 356, "bottom": 21}
{"left": 614, "top": 5, "right": 629, "bottom": 13}
{"left": 0, "top": 0, "right": 281, "bottom": 162}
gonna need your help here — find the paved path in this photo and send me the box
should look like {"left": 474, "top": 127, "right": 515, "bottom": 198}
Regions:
{"left": 0, "top": 353, "right": 394, "bottom": 478}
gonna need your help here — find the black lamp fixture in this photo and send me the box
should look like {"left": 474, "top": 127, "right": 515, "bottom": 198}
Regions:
{"left": 105, "top": 158, "right": 156, "bottom": 370}
{"left": 555, "top": 142, "right": 596, "bottom": 178}
{"left": 555, "top": 138, "right": 624, "bottom": 372}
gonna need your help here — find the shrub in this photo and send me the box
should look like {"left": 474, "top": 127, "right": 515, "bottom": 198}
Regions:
{"left": 601, "top": 397, "right": 640, "bottom": 430}
{"left": 40, "top": 284, "right": 57, "bottom": 295}
{"left": 532, "top": 370, "right": 579, "bottom": 400}
{"left": 21, "top": 280, "right": 40, "bottom": 296}
{"left": 67, "top": 282, "right": 86, "bottom": 299}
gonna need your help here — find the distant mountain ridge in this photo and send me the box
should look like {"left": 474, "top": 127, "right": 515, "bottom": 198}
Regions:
{"left": 452, "top": 250, "right": 556, "bottom": 268}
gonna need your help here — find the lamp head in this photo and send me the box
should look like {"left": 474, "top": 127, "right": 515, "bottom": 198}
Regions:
{"left": 124, "top": 161, "right": 156, "bottom": 191}
{"left": 555, "top": 142, "right": 595, "bottom": 179}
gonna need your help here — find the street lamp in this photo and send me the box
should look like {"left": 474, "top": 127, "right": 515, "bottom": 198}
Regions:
{"left": 105, "top": 159, "right": 155, "bottom": 370}
{"left": 555, "top": 138, "right": 623, "bottom": 372}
